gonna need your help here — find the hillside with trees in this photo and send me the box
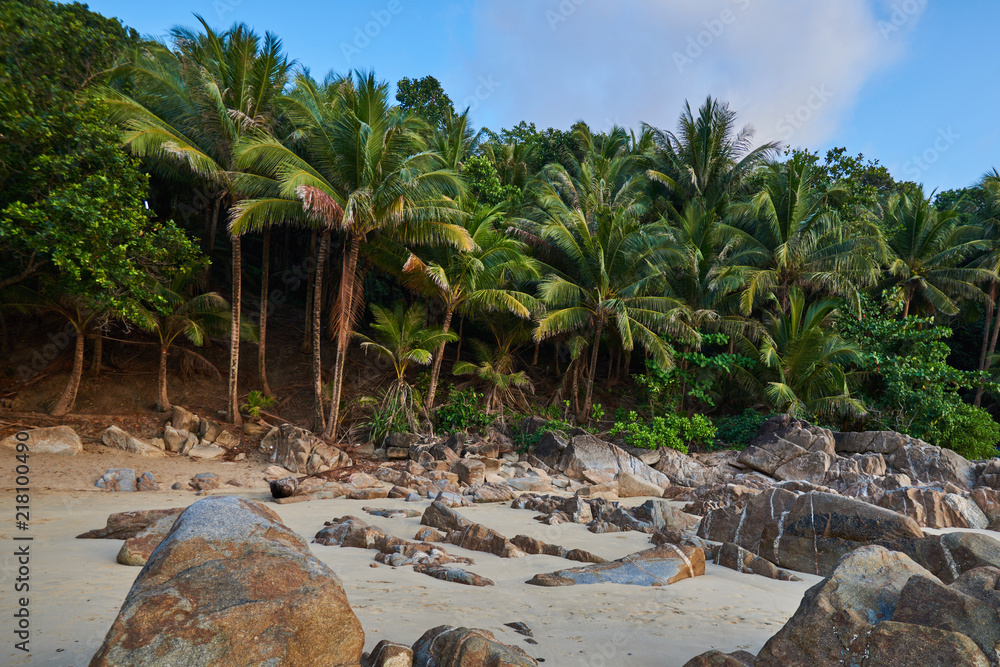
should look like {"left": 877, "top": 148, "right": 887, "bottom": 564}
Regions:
{"left": 3, "top": 0, "right": 1000, "bottom": 461}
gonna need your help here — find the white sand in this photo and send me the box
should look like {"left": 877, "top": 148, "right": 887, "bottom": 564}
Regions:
{"left": 0, "top": 444, "right": 822, "bottom": 667}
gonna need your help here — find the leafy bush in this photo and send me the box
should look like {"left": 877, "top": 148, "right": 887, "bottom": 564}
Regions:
{"left": 608, "top": 411, "right": 716, "bottom": 454}
{"left": 359, "top": 392, "right": 409, "bottom": 446}
{"left": 434, "top": 387, "right": 495, "bottom": 433}
{"left": 240, "top": 390, "right": 275, "bottom": 419}
{"left": 922, "top": 402, "right": 1000, "bottom": 461}
{"left": 840, "top": 296, "right": 1000, "bottom": 457}
{"left": 513, "top": 417, "right": 573, "bottom": 453}
{"left": 712, "top": 409, "right": 774, "bottom": 450}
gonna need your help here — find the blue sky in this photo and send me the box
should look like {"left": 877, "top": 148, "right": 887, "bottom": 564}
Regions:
{"left": 78, "top": 0, "right": 1000, "bottom": 192}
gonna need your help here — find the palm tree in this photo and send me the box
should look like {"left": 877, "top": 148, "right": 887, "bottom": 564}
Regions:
{"left": 398, "top": 201, "right": 538, "bottom": 415}
{"left": 735, "top": 287, "right": 865, "bottom": 420}
{"left": 454, "top": 332, "right": 534, "bottom": 416}
{"left": 881, "top": 188, "right": 991, "bottom": 318}
{"left": 533, "top": 205, "right": 691, "bottom": 422}
{"left": 99, "top": 17, "right": 290, "bottom": 424}
{"left": 644, "top": 96, "right": 779, "bottom": 215}
{"left": 356, "top": 302, "right": 456, "bottom": 432}
{"left": 232, "top": 71, "right": 472, "bottom": 437}
{"left": 973, "top": 171, "right": 1000, "bottom": 405}
{"left": 135, "top": 270, "right": 246, "bottom": 412}
{"left": 727, "top": 156, "right": 883, "bottom": 315}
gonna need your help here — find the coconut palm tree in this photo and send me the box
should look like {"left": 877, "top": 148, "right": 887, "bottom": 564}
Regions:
{"left": 356, "top": 301, "right": 456, "bottom": 433}
{"left": 534, "top": 205, "right": 692, "bottom": 422}
{"left": 99, "top": 17, "right": 290, "bottom": 424}
{"left": 398, "top": 201, "right": 539, "bottom": 416}
{"left": 728, "top": 156, "right": 883, "bottom": 315}
{"left": 134, "top": 268, "right": 249, "bottom": 412}
{"left": 232, "top": 71, "right": 472, "bottom": 437}
{"left": 881, "top": 188, "right": 991, "bottom": 318}
{"left": 644, "top": 96, "right": 779, "bottom": 216}
{"left": 735, "top": 287, "right": 866, "bottom": 420}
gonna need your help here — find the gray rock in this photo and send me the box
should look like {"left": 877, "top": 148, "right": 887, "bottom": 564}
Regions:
{"left": 0, "top": 425, "right": 82, "bottom": 455}
{"left": 170, "top": 405, "right": 199, "bottom": 433}
{"left": 527, "top": 543, "right": 704, "bottom": 587}
{"left": 95, "top": 468, "right": 137, "bottom": 492}
{"left": 101, "top": 426, "right": 165, "bottom": 457}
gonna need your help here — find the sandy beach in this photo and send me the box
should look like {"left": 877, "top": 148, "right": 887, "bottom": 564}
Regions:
{"left": 0, "top": 447, "right": 820, "bottom": 667}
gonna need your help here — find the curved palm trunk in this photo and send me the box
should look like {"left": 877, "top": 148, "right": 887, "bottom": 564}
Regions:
{"left": 157, "top": 343, "right": 171, "bottom": 412}
{"left": 976, "top": 296, "right": 1000, "bottom": 406}
{"left": 454, "top": 315, "right": 465, "bottom": 363}
{"left": 571, "top": 357, "right": 581, "bottom": 417}
{"left": 312, "top": 230, "right": 330, "bottom": 432}
{"left": 259, "top": 228, "right": 273, "bottom": 396}
{"left": 324, "top": 234, "right": 361, "bottom": 439}
{"left": 579, "top": 317, "right": 604, "bottom": 423}
{"left": 227, "top": 236, "right": 243, "bottom": 425}
{"left": 424, "top": 305, "right": 454, "bottom": 417}
{"left": 50, "top": 327, "right": 84, "bottom": 417}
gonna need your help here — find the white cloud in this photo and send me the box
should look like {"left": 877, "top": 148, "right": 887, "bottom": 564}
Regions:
{"left": 457, "top": 0, "right": 924, "bottom": 148}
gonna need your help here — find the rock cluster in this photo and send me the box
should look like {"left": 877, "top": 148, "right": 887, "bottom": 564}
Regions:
{"left": 687, "top": 546, "right": 1000, "bottom": 665}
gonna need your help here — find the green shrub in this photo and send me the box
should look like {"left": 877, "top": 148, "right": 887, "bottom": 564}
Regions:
{"left": 240, "top": 390, "right": 275, "bottom": 419}
{"left": 434, "top": 387, "right": 495, "bottom": 433}
{"left": 608, "top": 411, "right": 716, "bottom": 454}
{"left": 712, "top": 409, "right": 774, "bottom": 450}
{"left": 923, "top": 402, "right": 1000, "bottom": 461}
{"left": 513, "top": 418, "right": 573, "bottom": 453}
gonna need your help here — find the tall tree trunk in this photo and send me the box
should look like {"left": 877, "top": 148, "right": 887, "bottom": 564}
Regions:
{"left": 532, "top": 340, "right": 539, "bottom": 366}
{"left": 258, "top": 228, "right": 273, "bottom": 396}
{"left": 424, "top": 305, "right": 455, "bottom": 416}
{"left": 0, "top": 310, "right": 8, "bottom": 355}
{"left": 301, "top": 229, "right": 317, "bottom": 353}
{"left": 228, "top": 236, "right": 243, "bottom": 425}
{"left": 579, "top": 317, "right": 604, "bottom": 423}
{"left": 571, "top": 357, "right": 580, "bottom": 417}
{"left": 454, "top": 316, "right": 465, "bottom": 363}
{"left": 324, "top": 234, "right": 361, "bottom": 439}
{"left": 157, "top": 343, "right": 171, "bottom": 412}
{"left": 50, "top": 326, "right": 85, "bottom": 417}
{"left": 979, "top": 284, "right": 996, "bottom": 373}
{"left": 977, "top": 294, "right": 1000, "bottom": 406}
{"left": 90, "top": 332, "right": 102, "bottom": 377}
{"left": 312, "top": 230, "right": 330, "bottom": 432}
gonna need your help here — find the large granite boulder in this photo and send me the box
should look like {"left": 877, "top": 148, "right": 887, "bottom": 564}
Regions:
{"left": 89, "top": 496, "right": 364, "bottom": 666}
{"left": 755, "top": 546, "right": 942, "bottom": 666}
{"left": 260, "top": 424, "right": 352, "bottom": 475}
{"left": 555, "top": 434, "right": 670, "bottom": 488}
{"left": 887, "top": 443, "right": 978, "bottom": 490}
{"left": 700, "top": 490, "right": 927, "bottom": 577}
{"left": 1, "top": 425, "right": 82, "bottom": 455}
{"left": 877, "top": 486, "right": 987, "bottom": 529}
{"left": 527, "top": 543, "right": 703, "bottom": 587}
{"left": 411, "top": 626, "right": 537, "bottom": 666}
{"left": 101, "top": 426, "right": 165, "bottom": 457}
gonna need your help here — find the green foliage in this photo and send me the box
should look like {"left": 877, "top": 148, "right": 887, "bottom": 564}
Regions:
{"left": 0, "top": 0, "right": 198, "bottom": 318}
{"left": 360, "top": 391, "right": 410, "bottom": 446}
{"left": 609, "top": 411, "right": 716, "bottom": 453}
{"left": 462, "top": 155, "right": 522, "bottom": 208}
{"left": 712, "top": 409, "right": 774, "bottom": 450}
{"left": 240, "top": 390, "right": 276, "bottom": 419}
{"left": 637, "top": 333, "right": 752, "bottom": 413}
{"left": 840, "top": 296, "right": 1000, "bottom": 456}
{"left": 513, "top": 417, "right": 574, "bottom": 453}
{"left": 434, "top": 387, "right": 495, "bottom": 433}
{"left": 395, "top": 75, "right": 454, "bottom": 129}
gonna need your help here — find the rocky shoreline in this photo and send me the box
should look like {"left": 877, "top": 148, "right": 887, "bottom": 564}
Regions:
{"left": 9, "top": 411, "right": 1000, "bottom": 664}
